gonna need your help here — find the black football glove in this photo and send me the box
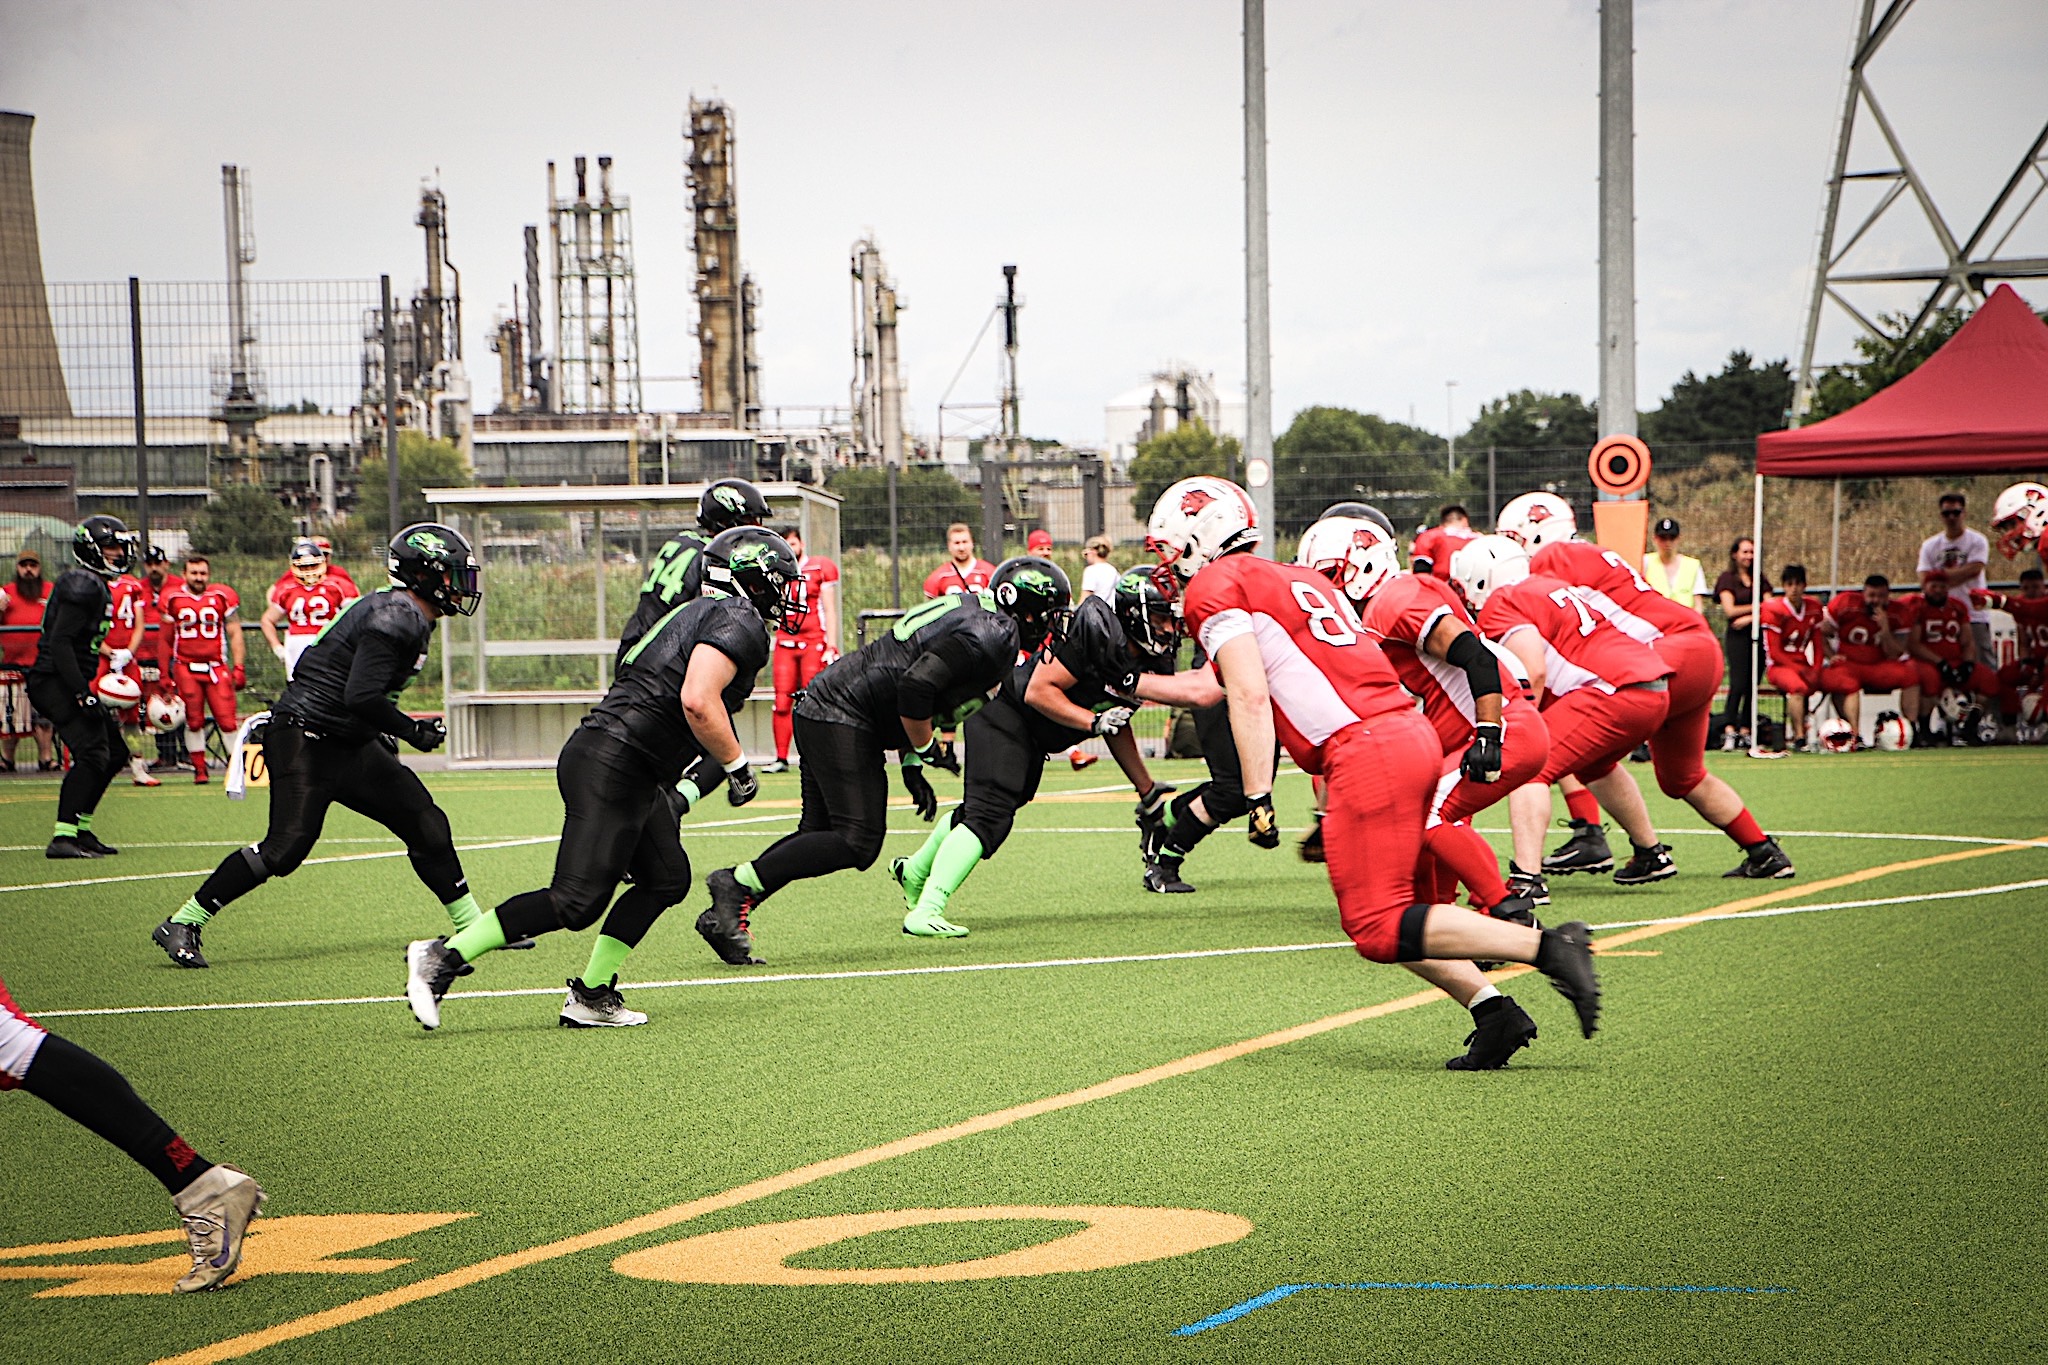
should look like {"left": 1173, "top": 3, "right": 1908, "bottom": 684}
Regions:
{"left": 1939, "top": 660, "right": 1971, "bottom": 690}
{"left": 1460, "top": 722, "right": 1504, "bottom": 783}
{"left": 912, "top": 736, "right": 960, "bottom": 774}
{"left": 901, "top": 763, "right": 938, "bottom": 822}
{"left": 77, "top": 692, "right": 101, "bottom": 712}
{"left": 726, "top": 761, "right": 758, "bottom": 807}
{"left": 407, "top": 717, "right": 448, "bottom": 753}
{"left": 1247, "top": 793, "right": 1280, "bottom": 849}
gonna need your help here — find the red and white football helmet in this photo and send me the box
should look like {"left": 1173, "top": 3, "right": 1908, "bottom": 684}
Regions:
{"left": 1495, "top": 491, "right": 1578, "bottom": 549}
{"left": 1295, "top": 516, "right": 1399, "bottom": 604}
{"left": 146, "top": 692, "right": 187, "bottom": 734}
{"left": 2015, "top": 691, "right": 2046, "bottom": 745}
{"left": 1991, "top": 481, "right": 2048, "bottom": 559}
{"left": 1871, "top": 711, "right": 1912, "bottom": 751}
{"left": 1447, "top": 534, "right": 1530, "bottom": 610}
{"left": 1819, "top": 717, "right": 1860, "bottom": 753}
{"left": 1146, "top": 477, "right": 1261, "bottom": 581}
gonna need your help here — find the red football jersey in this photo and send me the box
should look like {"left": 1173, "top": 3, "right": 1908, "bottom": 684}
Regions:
{"left": 921, "top": 559, "right": 996, "bottom": 599}
{"left": 273, "top": 577, "right": 357, "bottom": 636}
{"left": 1530, "top": 538, "right": 1712, "bottom": 641}
{"left": 0, "top": 584, "right": 47, "bottom": 668}
{"left": 1760, "top": 594, "right": 1824, "bottom": 667}
{"left": 1182, "top": 554, "right": 1410, "bottom": 774}
{"left": 162, "top": 583, "right": 240, "bottom": 665}
{"left": 2007, "top": 593, "right": 2048, "bottom": 661}
{"left": 1408, "top": 525, "right": 1477, "bottom": 580}
{"left": 108, "top": 577, "right": 158, "bottom": 660}
{"left": 1827, "top": 594, "right": 1906, "bottom": 664}
{"left": 778, "top": 555, "right": 841, "bottom": 643}
{"left": 1911, "top": 594, "right": 1972, "bottom": 663}
{"left": 1476, "top": 574, "right": 1674, "bottom": 699}
{"left": 1361, "top": 572, "right": 1493, "bottom": 752}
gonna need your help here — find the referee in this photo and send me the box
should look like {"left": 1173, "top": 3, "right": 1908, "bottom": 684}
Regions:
{"left": 32, "top": 516, "right": 136, "bottom": 859}
{"left": 153, "top": 525, "right": 486, "bottom": 970}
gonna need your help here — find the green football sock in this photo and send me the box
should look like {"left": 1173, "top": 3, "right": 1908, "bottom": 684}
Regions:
{"left": 75, "top": 812, "right": 92, "bottom": 832}
{"left": 899, "top": 810, "right": 955, "bottom": 901}
{"left": 582, "top": 934, "right": 633, "bottom": 987}
{"left": 735, "top": 862, "right": 765, "bottom": 894}
{"left": 170, "top": 897, "right": 211, "bottom": 928}
{"left": 443, "top": 892, "right": 482, "bottom": 932}
{"left": 446, "top": 910, "right": 507, "bottom": 963}
{"left": 52, "top": 821, "right": 77, "bottom": 840}
{"left": 913, "top": 823, "right": 984, "bottom": 919}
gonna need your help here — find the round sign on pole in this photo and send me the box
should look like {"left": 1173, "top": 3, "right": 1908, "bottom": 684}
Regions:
{"left": 1588, "top": 434, "right": 1652, "bottom": 498}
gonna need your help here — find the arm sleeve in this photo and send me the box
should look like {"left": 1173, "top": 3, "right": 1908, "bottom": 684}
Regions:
{"left": 896, "top": 631, "right": 982, "bottom": 721}
{"left": 1442, "top": 627, "right": 1503, "bottom": 700}
{"left": 341, "top": 629, "right": 421, "bottom": 736}
{"left": 44, "top": 585, "right": 95, "bottom": 696}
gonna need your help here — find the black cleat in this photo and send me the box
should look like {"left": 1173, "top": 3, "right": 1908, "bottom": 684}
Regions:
{"left": 1505, "top": 862, "right": 1551, "bottom": 906}
{"left": 502, "top": 936, "right": 538, "bottom": 950}
{"left": 46, "top": 835, "right": 101, "bottom": 860}
{"left": 153, "top": 919, "right": 210, "bottom": 969}
{"left": 1543, "top": 819, "right": 1614, "bottom": 875}
{"left": 1536, "top": 921, "right": 1602, "bottom": 1038}
{"left": 1297, "top": 816, "right": 1326, "bottom": 863}
{"left": 75, "top": 831, "right": 119, "bottom": 856}
{"left": 1142, "top": 856, "right": 1195, "bottom": 894}
{"left": 1488, "top": 894, "right": 1543, "bottom": 930}
{"left": 695, "top": 868, "right": 765, "bottom": 965}
{"left": 1723, "top": 836, "right": 1795, "bottom": 880}
{"left": 1628, "top": 742, "right": 1652, "bottom": 763}
{"left": 1613, "top": 842, "right": 1677, "bottom": 885}
{"left": 1446, "top": 997, "right": 1539, "bottom": 1070}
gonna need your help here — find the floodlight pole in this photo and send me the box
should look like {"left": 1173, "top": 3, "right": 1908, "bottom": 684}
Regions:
{"left": 382, "top": 275, "right": 401, "bottom": 539}
{"left": 1243, "top": 0, "right": 1275, "bottom": 550}
{"left": 128, "top": 277, "right": 149, "bottom": 559}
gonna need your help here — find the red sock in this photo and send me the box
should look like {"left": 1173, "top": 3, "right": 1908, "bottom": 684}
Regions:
{"left": 1722, "top": 808, "right": 1766, "bottom": 848}
{"left": 1563, "top": 787, "right": 1601, "bottom": 825}
{"left": 772, "top": 710, "right": 793, "bottom": 763}
{"left": 1423, "top": 821, "right": 1509, "bottom": 910}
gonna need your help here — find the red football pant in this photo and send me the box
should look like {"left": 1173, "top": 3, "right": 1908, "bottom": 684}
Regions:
{"left": 771, "top": 638, "right": 831, "bottom": 760}
{"left": 1647, "top": 630, "right": 1720, "bottom": 800}
{"left": 1415, "top": 821, "right": 1508, "bottom": 911}
{"left": 1435, "top": 695, "right": 1549, "bottom": 825}
{"left": 1767, "top": 662, "right": 1821, "bottom": 696}
{"left": 1914, "top": 659, "right": 1998, "bottom": 698}
{"left": 1535, "top": 686, "right": 1670, "bottom": 786}
{"left": 1832, "top": 658, "right": 1919, "bottom": 693}
{"left": 1321, "top": 708, "right": 1443, "bottom": 964}
{"left": 171, "top": 665, "right": 237, "bottom": 740}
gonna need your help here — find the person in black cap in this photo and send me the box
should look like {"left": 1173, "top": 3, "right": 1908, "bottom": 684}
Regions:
{"left": 1642, "top": 517, "right": 1709, "bottom": 613}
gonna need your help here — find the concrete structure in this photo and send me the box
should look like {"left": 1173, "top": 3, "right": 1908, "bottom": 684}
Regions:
{"left": 687, "top": 99, "right": 759, "bottom": 428}
{"left": 1103, "top": 368, "right": 1245, "bottom": 468}
{"left": 0, "top": 112, "right": 70, "bottom": 421}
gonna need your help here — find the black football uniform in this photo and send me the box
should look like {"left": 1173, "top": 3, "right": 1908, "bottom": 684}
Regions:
{"left": 491, "top": 593, "right": 770, "bottom": 945}
{"left": 616, "top": 531, "right": 710, "bottom": 665}
{"left": 740, "top": 591, "right": 1020, "bottom": 900}
{"left": 28, "top": 567, "right": 125, "bottom": 828}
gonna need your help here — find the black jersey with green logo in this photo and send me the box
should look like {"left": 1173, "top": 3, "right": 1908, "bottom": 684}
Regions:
{"left": 796, "top": 591, "right": 1018, "bottom": 748}
{"left": 1002, "top": 595, "right": 1144, "bottom": 752}
{"left": 277, "top": 589, "right": 434, "bottom": 743}
{"left": 29, "top": 568, "right": 113, "bottom": 695}
{"left": 589, "top": 593, "right": 769, "bottom": 783}
{"left": 616, "top": 530, "right": 710, "bottom": 665}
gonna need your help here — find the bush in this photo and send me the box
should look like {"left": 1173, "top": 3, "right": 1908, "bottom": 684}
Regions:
{"left": 1128, "top": 420, "right": 1240, "bottom": 518}
{"left": 189, "top": 482, "right": 293, "bottom": 558}
{"left": 828, "top": 466, "right": 980, "bottom": 549}
{"left": 357, "top": 432, "right": 472, "bottom": 541}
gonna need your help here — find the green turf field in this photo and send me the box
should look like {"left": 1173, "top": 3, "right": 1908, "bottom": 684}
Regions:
{"left": 3, "top": 750, "right": 2044, "bottom": 1363}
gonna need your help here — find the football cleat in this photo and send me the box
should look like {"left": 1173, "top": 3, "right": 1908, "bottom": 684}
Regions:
{"left": 153, "top": 920, "right": 210, "bottom": 969}
{"left": 131, "top": 756, "right": 160, "bottom": 787}
{"left": 1142, "top": 856, "right": 1195, "bottom": 894}
{"left": 1536, "top": 921, "right": 1602, "bottom": 1038}
{"left": 559, "top": 976, "right": 648, "bottom": 1028}
{"left": 1445, "top": 997, "right": 1539, "bottom": 1070}
{"left": 1543, "top": 819, "right": 1614, "bottom": 875}
{"left": 45, "top": 835, "right": 100, "bottom": 860}
{"left": 1488, "top": 894, "right": 1543, "bottom": 930}
{"left": 761, "top": 759, "right": 790, "bottom": 774}
{"left": 76, "top": 830, "right": 119, "bottom": 856}
{"left": 1612, "top": 842, "right": 1677, "bottom": 885}
{"left": 696, "top": 869, "right": 765, "bottom": 965}
{"left": 902, "top": 908, "right": 970, "bottom": 938}
{"left": 192, "top": 756, "right": 209, "bottom": 784}
{"left": 1504, "top": 862, "right": 1551, "bottom": 906}
{"left": 172, "top": 1163, "right": 266, "bottom": 1293}
{"left": 1723, "top": 837, "right": 1795, "bottom": 880}
{"left": 889, "top": 855, "right": 925, "bottom": 908}
{"left": 404, "top": 937, "right": 465, "bottom": 1030}
{"left": 1069, "top": 748, "right": 1099, "bottom": 771}
{"left": 1297, "top": 814, "right": 1326, "bottom": 863}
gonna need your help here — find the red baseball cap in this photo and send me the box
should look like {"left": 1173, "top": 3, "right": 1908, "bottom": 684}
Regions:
{"left": 1026, "top": 529, "right": 1053, "bottom": 553}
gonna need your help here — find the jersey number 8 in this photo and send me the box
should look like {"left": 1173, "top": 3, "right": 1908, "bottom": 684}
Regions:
{"left": 1289, "top": 580, "right": 1357, "bottom": 646}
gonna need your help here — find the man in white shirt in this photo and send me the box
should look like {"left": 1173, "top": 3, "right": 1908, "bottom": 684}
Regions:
{"left": 1918, "top": 491, "right": 1992, "bottom": 655}
{"left": 1081, "top": 535, "right": 1119, "bottom": 602}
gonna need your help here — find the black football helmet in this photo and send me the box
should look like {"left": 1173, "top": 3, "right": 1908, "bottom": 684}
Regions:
{"left": 388, "top": 523, "right": 482, "bottom": 616}
{"left": 1319, "top": 501, "right": 1397, "bottom": 541}
{"left": 701, "top": 526, "right": 804, "bottom": 629}
{"left": 1114, "top": 567, "right": 1182, "bottom": 660}
{"left": 990, "top": 556, "right": 1072, "bottom": 654}
{"left": 699, "top": 479, "right": 770, "bottom": 535}
{"left": 74, "top": 515, "right": 136, "bottom": 579}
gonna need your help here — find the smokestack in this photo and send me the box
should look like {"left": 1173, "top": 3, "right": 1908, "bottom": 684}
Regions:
{"left": 0, "top": 112, "right": 72, "bottom": 418}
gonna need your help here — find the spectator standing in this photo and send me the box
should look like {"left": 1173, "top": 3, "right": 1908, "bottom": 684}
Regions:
{"left": 1918, "top": 491, "right": 1992, "bottom": 659}
{"left": 764, "top": 525, "right": 840, "bottom": 774}
{"left": 0, "top": 551, "right": 57, "bottom": 771}
{"left": 1080, "top": 535, "right": 1120, "bottom": 602}
{"left": 922, "top": 524, "right": 997, "bottom": 598}
{"left": 1714, "top": 537, "right": 1770, "bottom": 750}
{"left": 1642, "top": 517, "right": 1710, "bottom": 612}
{"left": 1026, "top": 528, "right": 1054, "bottom": 557}
{"left": 1407, "top": 504, "right": 1478, "bottom": 580}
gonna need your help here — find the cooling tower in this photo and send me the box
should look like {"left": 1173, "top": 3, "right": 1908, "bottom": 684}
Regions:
{"left": 0, "top": 111, "right": 73, "bottom": 419}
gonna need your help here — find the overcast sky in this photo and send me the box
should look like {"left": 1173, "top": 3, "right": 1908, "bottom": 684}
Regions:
{"left": 5, "top": 0, "right": 2044, "bottom": 445}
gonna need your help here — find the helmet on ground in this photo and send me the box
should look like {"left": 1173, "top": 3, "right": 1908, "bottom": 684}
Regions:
{"left": 290, "top": 538, "right": 325, "bottom": 586}
{"left": 699, "top": 479, "right": 770, "bottom": 535}
{"left": 94, "top": 672, "right": 142, "bottom": 708}
{"left": 1871, "top": 711, "right": 1911, "bottom": 751}
{"left": 1146, "top": 477, "right": 1260, "bottom": 581}
{"left": 2016, "top": 691, "right": 2046, "bottom": 744}
{"left": 147, "top": 692, "right": 187, "bottom": 734}
{"left": 74, "top": 515, "right": 136, "bottom": 578}
{"left": 1973, "top": 710, "right": 2002, "bottom": 746}
{"left": 1496, "top": 492, "right": 1578, "bottom": 549}
{"left": 388, "top": 523, "right": 482, "bottom": 617}
{"left": 1447, "top": 534, "right": 1530, "bottom": 611}
{"left": 1113, "top": 567, "right": 1182, "bottom": 660}
{"left": 1318, "top": 501, "right": 1397, "bottom": 541}
{"left": 990, "top": 556, "right": 1073, "bottom": 654}
{"left": 1821, "top": 716, "right": 1862, "bottom": 752}
{"left": 1296, "top": 516, "right": 1399, "bottom": 604}
{"left": 1992, "top": 481, "right": 2048, "bottom": 559}
{"left": 700, "top": 526, "right": 804, "bottom": 629}
{"left": 1934, "top": 688, "right": 1968, "bottom": 731}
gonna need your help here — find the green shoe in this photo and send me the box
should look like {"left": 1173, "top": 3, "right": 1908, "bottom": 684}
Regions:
{"left": 889, "top": 855, "right": 925, "bottom": 907}
{"left": 902, "top": 908, "right": 969, "bottom": 938}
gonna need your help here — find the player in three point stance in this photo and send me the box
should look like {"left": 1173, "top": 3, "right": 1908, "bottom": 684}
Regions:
{"left": 1151, "top": 478, "right": 1601, "bottom": 1071}
{"left": 693, "top": 560, "right": 1051, "bottom": 964}
{"left": 406, "top": 528, "right": 799, "bottom": 1030}
{"left": 4, "top": 971, "right": 266, "bottom": 1291}
{"left": 617, "top": 478, "right": 770, "bottom": 664}
{"left": 153, "top": 526, "right": 487, "bottom": 970}
{"left": 32, "top": 516, "right": 137, "bottom": 859}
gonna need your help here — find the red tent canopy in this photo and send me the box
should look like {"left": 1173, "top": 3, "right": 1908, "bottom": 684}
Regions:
{"left": 1757, "top": 284, "right": 2048, "bottom": 476}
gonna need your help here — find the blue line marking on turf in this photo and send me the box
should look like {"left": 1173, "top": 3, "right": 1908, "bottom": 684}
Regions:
{"left": 1173, "top": 1280, "right": 1794, "bottom": 1336}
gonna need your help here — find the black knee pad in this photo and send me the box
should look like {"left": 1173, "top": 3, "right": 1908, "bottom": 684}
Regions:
{"left": 256, "top": 835, "right": 315, "bottom": 878}
{"left": 554, "top": 890, "right": 610, "bottom": 933}
{"left": 238, "top": 844, "right": 274, "bottom": 884}
{"left": 845, "top": 824, "right": 887, "bottom": 872}
{"left": 409, "top": 803, "right": 455, "bottom": 856}
{"left": 1199, "top": 776, "right": 1248, "bottom": 825}
{"left": 957, "top": 804, "right": 1017, "bottom": 860}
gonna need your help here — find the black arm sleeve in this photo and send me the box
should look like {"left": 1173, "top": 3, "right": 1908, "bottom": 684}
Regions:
{"left": 342, "top": 631, "right": 421, "bottom": 737}
{"left": 1442, "top": 628, "right": 1503, "bottom": 702}
{"left": 44, "top": 591, "right": 96, "bottom": 697}
{"left": 896, "top": 632, "right": 980, "bottom": 722}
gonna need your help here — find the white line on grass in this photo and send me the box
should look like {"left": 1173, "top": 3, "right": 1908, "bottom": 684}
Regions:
{"left": 31, "top": 877, "right": 2046, "bottom": 1021}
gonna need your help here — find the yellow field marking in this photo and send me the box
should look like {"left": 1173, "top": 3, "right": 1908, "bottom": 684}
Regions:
{"left": 1593, "top": 950, "right": 1661, "bottom": 957}
{"left": 151, "top": 835, "right": 2046, "bottom": 1365}
{"left": 613, "top": 1205, "right": 1252, "bottom": 1286}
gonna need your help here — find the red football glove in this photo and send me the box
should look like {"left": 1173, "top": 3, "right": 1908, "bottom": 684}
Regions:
{"left": 231, "top": 664, "right": 247, "bottom": 689}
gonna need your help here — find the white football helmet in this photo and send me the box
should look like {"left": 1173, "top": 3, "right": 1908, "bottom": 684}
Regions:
{"left": 1296, "top": 516, "right": 1399, "bottom": 604}
{"left": 146, "top": 692, "right": 187, "bottom": 734}
{"left": 1447, "top": 534, "right": 1530, "bottom": 611}
{"left": 1495, "top": 491, "right": 1578, "bottom": 549}
{"left": 1146, "top": 477, "right": 1261, "bottom": 581}
{"left": 2015, "top": 691, "right": 2046, "bottom": 744}
{"left": 1871, "top": 711, "right": 1911, "bottom": 751}
{"left": 1991, "top": 481, "right": 2048, "bottom": 559}
{"left": 94, "top": 672, "right": 142, "bottom": 708}
{"left": 1820, "top": 717, "right": 1860, "bottom": 752}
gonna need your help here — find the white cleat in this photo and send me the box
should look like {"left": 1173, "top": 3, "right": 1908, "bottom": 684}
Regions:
{"left": 558, "top": 976, "right": 648, "bottom": 1028}
{"left": 172, "top": 1163, "right": 267, "bottom": 1293}
{"left": 405, "top": 937, "right": 461, "bottom": 1030}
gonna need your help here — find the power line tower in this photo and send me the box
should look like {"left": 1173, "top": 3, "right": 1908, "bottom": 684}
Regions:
{"left": 1791, "top": 0, "right": 2048, "bottom": 423}
{"left": 547, "top": 154, "right": 642, "bottom": 414}
{"left": 686, "top": 98, "right": 759, "bottom": 428}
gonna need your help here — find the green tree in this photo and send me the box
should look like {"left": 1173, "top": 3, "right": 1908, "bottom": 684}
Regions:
{"left": 1806, "top": 308, "right": 1968, "bottom": 422}
{"left": 1640, "top": 351, "right": 1792, "bottom": 447}
{"left": 189, "top": 482, "right": 293, "bottom": 558}
{"left": 1128, "top": 419, "right": 1242, "bottom": 518}
{"left": 357, "top": 431, "right": 472, "bottom": 541}
{"left": 1459, "top": 389, "right": 1600, "bottom": 450}
{"left": 827, "top": 465, "right": 981, "bottom": 548}
{"left": 1271, "top": 406, "right": 1447, "bottom": 532}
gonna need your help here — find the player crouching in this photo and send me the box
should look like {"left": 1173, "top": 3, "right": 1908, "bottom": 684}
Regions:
{"left": 1151, "top": 478, "right": 1601, "bottom": 1071}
